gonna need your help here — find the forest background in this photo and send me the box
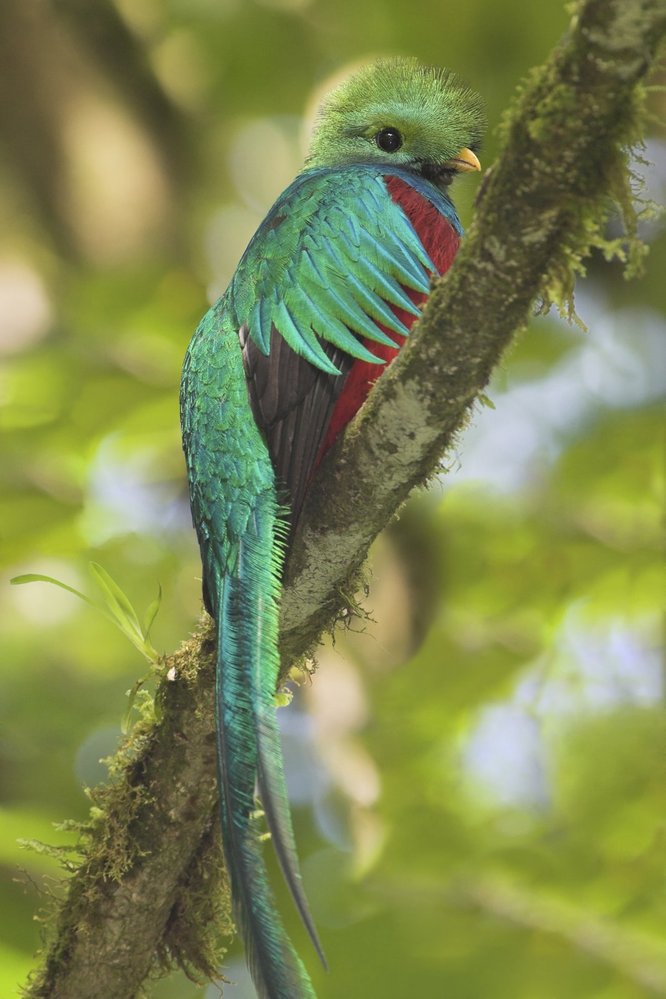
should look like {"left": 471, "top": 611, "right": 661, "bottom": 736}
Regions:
{"left": 0, "top": 1, "right": 664, "bottom": 997}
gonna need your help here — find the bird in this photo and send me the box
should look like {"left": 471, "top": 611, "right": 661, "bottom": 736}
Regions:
{"left": 180, "top": 56, "right": 484, "bottom": 999}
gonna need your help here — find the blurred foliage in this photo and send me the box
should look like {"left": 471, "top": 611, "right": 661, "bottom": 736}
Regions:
{"left": 0, "top": 0, "right": 664, "bottom": 997}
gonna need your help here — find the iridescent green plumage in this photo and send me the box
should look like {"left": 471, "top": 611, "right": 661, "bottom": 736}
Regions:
{"left": 182, "top": 307, "right": 316, "bottom": 995}
{"left": 233, "top": 166, "right": 434, "bottom": 369}
{"left": 180, "top": 57, "right": 484, "bottom": 999}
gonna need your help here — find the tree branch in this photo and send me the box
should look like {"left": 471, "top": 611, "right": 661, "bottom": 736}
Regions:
{"left": 25, "top": 1, "right": 666, "bottom": 996}
{"left": 280, "top": 0, "right": 666, "bottom": 658}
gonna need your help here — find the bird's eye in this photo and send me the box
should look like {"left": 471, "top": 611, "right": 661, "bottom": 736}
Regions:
{"left": 375, "top": 127, "right": 403, "bottom": 153}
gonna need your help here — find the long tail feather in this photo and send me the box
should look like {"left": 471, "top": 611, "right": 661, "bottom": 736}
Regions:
{"left": 212, "top": 492, "right": 324, "bottom": 998}
{"left": 256, "top": 754, "right": 328, "bottom": 970}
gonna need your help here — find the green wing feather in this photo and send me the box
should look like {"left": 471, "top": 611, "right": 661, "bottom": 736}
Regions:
{"left": 228, "top": 165, "right": 434, "bottom": 375}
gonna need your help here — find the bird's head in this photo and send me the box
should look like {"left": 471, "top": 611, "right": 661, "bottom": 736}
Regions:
{"left": 306, "top": 57, "right": 485, "bottom": 190}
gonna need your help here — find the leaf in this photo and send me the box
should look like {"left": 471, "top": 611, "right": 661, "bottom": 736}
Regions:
{"left": 11, "top": 565, "right": 160, "bottom": 665}
{"left": 10, "top": 573, "right": 100, "bottom": 611}
{"left": 121, "top": 679, "right": 145, "bottom": 735}
{"left": 142, "top": 584, "right": 162, "bottom": 641}
{"left": 89, "top": 562, "right": 143, "bottom": 636}
{"left": 88, "top": 563, "right": 160, "bottom": 663}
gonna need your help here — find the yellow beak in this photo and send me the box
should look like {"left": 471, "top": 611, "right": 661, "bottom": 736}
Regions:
{"left": 446, "top": 147, "right": 481, "bottom": 173}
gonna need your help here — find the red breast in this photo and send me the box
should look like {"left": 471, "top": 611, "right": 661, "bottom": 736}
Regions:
{"left": 318, "top": 176, "right": 460, "bottom": 459}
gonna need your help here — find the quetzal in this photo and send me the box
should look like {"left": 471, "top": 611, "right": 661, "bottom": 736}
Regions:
{"left": 180, "top": 57, "right": 484, "bottom": 999}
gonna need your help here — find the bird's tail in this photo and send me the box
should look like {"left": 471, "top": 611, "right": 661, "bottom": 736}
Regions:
{"left": 212, "top": 493, "right": 324, "bottom": 999}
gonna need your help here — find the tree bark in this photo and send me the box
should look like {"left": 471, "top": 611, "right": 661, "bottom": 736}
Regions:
{"left": 24, "top": 0, "right": 666, "bottom": 996}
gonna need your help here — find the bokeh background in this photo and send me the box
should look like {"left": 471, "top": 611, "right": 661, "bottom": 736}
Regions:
{"left": 1, "top": 1, "right": 664, "bottom": 997}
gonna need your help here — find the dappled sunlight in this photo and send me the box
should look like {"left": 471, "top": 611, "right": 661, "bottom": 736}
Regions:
{"left": 5, "top": 558, "right": 86, "bottom": 625}
{"left": 228, "top": 117, "right": 303, "bottom": 212}
{"left": 205, "top": 203, "right": 267, "bottom": 301}
{"left": 82, "top": 437, "right": 187, "bottom": 545}
{"left": 0, "top": 260, "right": 52, "bottom": 354}
{"left": 151, "top": 29, "right": 210, "bottom": 109}
{"left": 63, "top": 95, "right": 171, "bottom": 263}
{"left": 447, "top": 292, "right": 666, "bottom": 495}
{"left": 461, "top": 610, "right": 663, "bottom": 810}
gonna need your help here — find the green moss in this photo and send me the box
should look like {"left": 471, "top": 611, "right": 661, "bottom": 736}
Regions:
{"left": 493, "top": 10, "right": 657, "bottom": 329}
{"left": 167, "top": 615, "right": 217, "bottom": 686}
{"left": 156, "top": 819, "right": 233, "bottom": 986}
{"left": 22, "top": 620, "right": 229, "bottom": 997}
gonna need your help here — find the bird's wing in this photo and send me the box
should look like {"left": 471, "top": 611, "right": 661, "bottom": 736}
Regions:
{"left": 229, "top": 166, "right": 437, "bottom": 527}
{"left": 239, "top": 323, "right": 351, "bottom": 528}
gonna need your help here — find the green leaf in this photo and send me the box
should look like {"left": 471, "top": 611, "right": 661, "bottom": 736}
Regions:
{"left": 11, "top": 565, "right": 160, "bottom": 664}
{"left": 89, "top": 561, "right": 143, "bottom": 636}
{"left": 10, "top": 573, "right": 100, "bottom": 610}
{"left": 142, "top": 583, "right": 162, "bottom": 641}
{"left": 88, "top": 562, "right": 160, "bottom": 663}
{"left": 121, "top": 678, "right": 145, "bottom": 735}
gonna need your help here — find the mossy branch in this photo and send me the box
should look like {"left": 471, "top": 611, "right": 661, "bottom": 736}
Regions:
{"left": 24, "top": 1, "right": 665, "bottom": 996}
